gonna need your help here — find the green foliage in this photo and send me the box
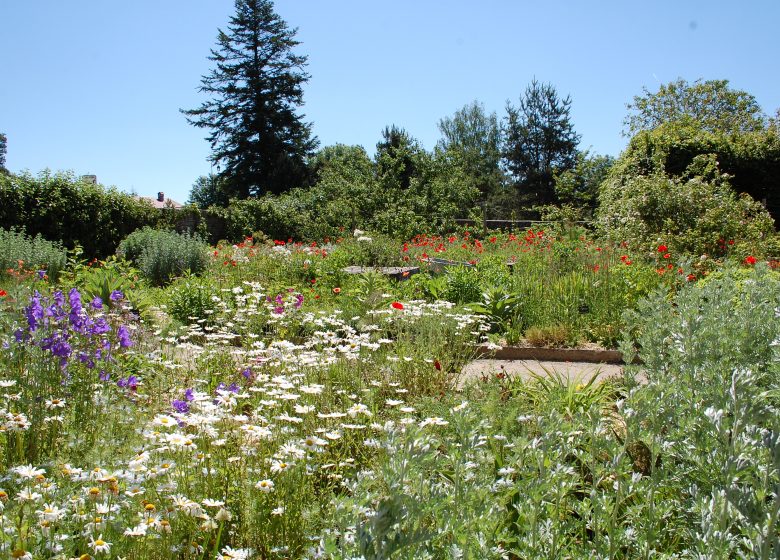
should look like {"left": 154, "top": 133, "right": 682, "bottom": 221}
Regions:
{"left": 0, "top": 132, "right": 6, "bottom": 173}
{"left": 511, "top": 367, "right": 619, "bottom": 418}
{"left": 468, "top": 286, "right": 522, "bottom": 333}
{"left": 436, "top": 100, "right": 504, "bottom": 200}
{"left": 597, "top": 151, "right": 777, "bottom": 259}
{"left": 624, "top": 78, "right": 767, "bottom": 136}
{"left": 0, "top": 170, "right": 160, "bottom": 258}
{"left": 617, "top": 265, "right": 780, "bottom": 557}
{"left": 69, "top": 256, "right": 145, "bottom": 311}
{"left": 118, "top": 227, "right": 209, "bottom": 286}
{"left": 167, "top": 275, "right": 220, "bottom": 325}
{"left": 441, "top": 266, "right": 483, "bottom": 304}
{"left": 553, "top": 151, "right": 614, "bottom": 216}
{"left": 332, "top": 234, "right": 404, "bottom": 268}
{"left": 188, "top": 173, "right": 231, "bottom": 208}
{"left": 0, "top": 227, "right": 67, "bottom": 280}
{"left": 182, "top": 0, "right": 317, "bottom": 196}
{"left": 504, "top": 79, "right": 580, "bottom": 208}
{"left": 611, "top": 120, "right": 780, "bottom": 220}
{"left": 376, "top": 125, "right": 424, "bottom": 191}
{"left": 211, "top": 140, "right": 479, "bottom": 243}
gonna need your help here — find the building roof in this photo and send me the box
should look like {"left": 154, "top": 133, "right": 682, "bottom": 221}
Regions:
{"left": 137, "top": 192, "right": 185, "bottom": 209}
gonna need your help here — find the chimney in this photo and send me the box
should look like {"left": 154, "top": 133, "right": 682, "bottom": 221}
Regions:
{"left": 157, "top": 192, "right": 165, "bottom": 202}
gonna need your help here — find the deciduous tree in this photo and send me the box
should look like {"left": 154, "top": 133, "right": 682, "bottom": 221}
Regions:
{"left": 623, "top": 78, "right": 766, "bottom": 136}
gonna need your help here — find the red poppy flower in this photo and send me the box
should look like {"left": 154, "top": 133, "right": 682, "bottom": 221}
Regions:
{"left": 687, "top": 273, "right": 696, "bottom": 282}
{"left": 663, "top": 253, "right": 671, "bottom": 259}
{"left": 658, "top": 244, "right": 668, "bottom": 253}
{"left": 332, "top": 287, "right": 341, "bottom": 294}
{"left": 433, "top": 359, "right": 442, "bottom": 371}
{"left": 391, "top": 301, "right": 404, "bottom": 310}
{"left": 0, "top": 289, "right": 7, "bottom": 298}
{"left": 744, "top": 255, "right": 757, "bottom": 265}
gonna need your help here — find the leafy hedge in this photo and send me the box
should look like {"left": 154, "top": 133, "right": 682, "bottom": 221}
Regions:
{"left": 0, "top": 171, "right": 160, "bottom": 258}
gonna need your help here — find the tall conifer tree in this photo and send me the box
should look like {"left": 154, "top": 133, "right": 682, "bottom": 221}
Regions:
{"left": 183, "top": 0, "right": 317, "bottom": 198}
{"left": 503, "top": 80, "right": 580, "bottom": 207}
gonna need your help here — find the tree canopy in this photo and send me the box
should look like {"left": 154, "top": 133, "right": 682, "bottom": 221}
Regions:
{"left": 623, "top": 78, "right": 766, "bottom": 137}
{"left": 436, "top": 101, "right": 503, "bottom": 199}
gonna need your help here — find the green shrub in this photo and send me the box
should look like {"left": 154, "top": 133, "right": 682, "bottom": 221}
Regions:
{"left": 167, "top": 275, "right": 220, "bottom": 325}
{"left": 442, "top": 265, "right": 482, "bottom": 304}
{"left": 118, "top": 228, "right": 208, "bottom": 286}
{"left": 0, "top": 227, "right": 67, "bottom": 280}
{"left": 330, "top": 233, "right": 404, "bottom": 267}
{"left": 525, "top": 324, "right": 575, "bottom": 347}
{"left": 598, "top": 126, "right": 778, "bottom": 260}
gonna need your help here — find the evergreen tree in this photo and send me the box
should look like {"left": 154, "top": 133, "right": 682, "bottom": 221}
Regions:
{"left": 503, "top": 80, "right": 580, "bottom": 208}
{"left": 182, "top": 0, "right": 317, "bottom": 197}
{"left": 375, "top": 125, "right": 423, "bottom": 191}
{"left": 0, "top": 133, "right": 7, "bottom": 174}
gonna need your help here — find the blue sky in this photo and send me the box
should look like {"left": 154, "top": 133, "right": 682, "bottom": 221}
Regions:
{"left": 2, "top": 0, "right": 779, "bottom": 204}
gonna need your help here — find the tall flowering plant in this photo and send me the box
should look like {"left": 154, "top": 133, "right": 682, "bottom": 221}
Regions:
{"left": 2, "top": 287, "right": 137, "bottom": 464}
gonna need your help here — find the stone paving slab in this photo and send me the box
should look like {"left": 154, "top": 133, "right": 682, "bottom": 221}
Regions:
{"left": 460, "top": 359, "right": 625, "bottom": 387}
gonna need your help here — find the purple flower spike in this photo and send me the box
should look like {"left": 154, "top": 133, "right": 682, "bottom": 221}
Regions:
{"left": 110, "top": 290, "right": 124, "bottom": 302}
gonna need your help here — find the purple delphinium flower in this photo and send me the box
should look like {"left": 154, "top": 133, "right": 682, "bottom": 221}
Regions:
{"left": 117, "top": 375, "right": 138, "bottom": 390}
{"left": 89, "top": 317, "right": 111, "bottom": 336}
{"left": 99, "top": 371, "right": 111, "bottom": 382}
{"left": 184, "top": 388, "right": 194, "bottom": 401}
{"left": 91, "top": 297, "right": 104, "bottom": 310}
{"left": 26, "top": 293, "right": 44, "bottom": 332}
{"left": 68, "top": 288, "right": 82, "bottom": 311}
{"left": 117, "top": 325, "right": 133, "bottom": 348}
{"left": 172, "top": 399, "right": 190, "bottom": 413}
{"left": 37, "top": 270, "right": 47, "bottom": 280}
{"left": 241, "top": 367, "right": 254, "bottom": 381}
{"left": 51, "top": 339, "right": 72, "bottom": 359}
{"left": 68, "top": 289, "right": 86, "bottom": 333}
{"left": 110, "top": 290, "right": 124, "bottom": 302}
{"left": 78, "top": 352, "right": 95, "bottom": 369}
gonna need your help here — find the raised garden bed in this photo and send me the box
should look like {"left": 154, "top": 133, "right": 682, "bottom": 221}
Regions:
{"left": 476, "top": 343, "right": 629, "bottom": 364}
